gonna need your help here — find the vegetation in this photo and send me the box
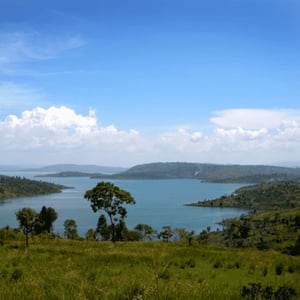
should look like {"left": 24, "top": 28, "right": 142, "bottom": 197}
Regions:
{"left": 202, "top": 208, "right": 300, "bottom": 253}
{"left": 85, "top": 181, "right": 136, "bottom": 243}
{"left": 187, "top": 181, "right": 300, "bottom": 210}
{"left": 15, "top": 208, "right": 38, "bottom": 247}
{"left": 64, "top": 219, "right": 79, "bottom": 240}
{"left": 0, "top": 237, "right": 299, "bottom": 299}
{"left": 2, "top": 179, "right": 300, "bottom": 298}
{"left": 0, "top": 175, "right": 67, "bottom": 200}
{"left": 16, "top": 206, "right": 58, "bottom": 246}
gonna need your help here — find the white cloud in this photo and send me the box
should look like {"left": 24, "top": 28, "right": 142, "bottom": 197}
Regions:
{"left": 210, "top": 109, "right": 300, "bottom": 129}
{"left": 0, "top": 106, "right": 300, "bottom": 166}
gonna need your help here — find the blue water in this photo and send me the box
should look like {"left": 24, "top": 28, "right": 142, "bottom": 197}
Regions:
{"left": 0, "top": 172, "right": 247, "bottom": 236}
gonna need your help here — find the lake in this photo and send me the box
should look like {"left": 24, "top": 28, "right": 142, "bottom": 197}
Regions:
{"left": 0, "top": 171, "right": 247, "bottom": 236}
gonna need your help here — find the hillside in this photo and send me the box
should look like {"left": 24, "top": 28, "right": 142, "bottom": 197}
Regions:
{"left": 0, "top": 175, "right": 68, "bottom": 200}
{"left": 91, "top": 162, "right": 300, "bottom": 182}
{"left": 0, "top": 237, "right": 299, "bottom": 299}
{"left": 36, "top": 171, "right": 104, "bottom": 178}
{"left": 187, "top": 181, "right": 300, "bottom": 210}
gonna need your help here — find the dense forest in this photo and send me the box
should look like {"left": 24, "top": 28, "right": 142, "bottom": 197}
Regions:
{"left": 0, "top": 175, "right": 68, "bottom": 200}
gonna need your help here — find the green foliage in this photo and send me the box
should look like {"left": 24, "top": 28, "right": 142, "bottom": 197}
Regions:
{"left": 63, "top": 219, "right": 79, "bottom": 240}
{"left": 216, "top": 208, "right": 300, "bottom": 252}
{"left": 0, "top": 175, "right": 67, "bottom": 200}
{"left": 15, "top": 207, "right": 58, "bottom": 246}
{"left": 189, "top": 181, "right": 300, "bottom": 210}
{"left": 134, "top": 223, "right": 155, "bottom": 241}
{"left": 85, "top": 181, "right": 136, "bottom": 242}
{"left": 15, "top": 208, "right": 38, "bottom": 247}
{"left": 158, "top": 225, "right": 173, "bottom": 242}
{"left": 241, "top": 283, "right": 297, "bottom": 300}
{"left": 85, "top": 228, "right": 96, "bottom": 241}
{"left": 34, "top": 206, "right": 58, "bottom": 234}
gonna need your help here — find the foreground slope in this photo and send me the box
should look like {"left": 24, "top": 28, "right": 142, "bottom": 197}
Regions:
{"left": 0, "top": 238, "right": 299, "bottom": 300}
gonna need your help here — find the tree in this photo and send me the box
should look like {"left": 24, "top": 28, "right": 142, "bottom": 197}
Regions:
{"left": 85, "top": 229, "right": 97, "bottom": 241}
{"left": 84, "top": 181, "right": 135, "bottom": 243}
{"left": 64, "top": 219, "right": 79, "bottom": 240}
{"left": 158, "top": 225, "right": 173, "bottom": 242}
{"left": 16, "top": 208, "right": 38, "bottom": 247}
{"left": 35, "top": 206, "right": 57, "bottom": 234}
{"left": 96, "top": 214, "right": 111, "bottom": 241}
{"left": 134, "top": 224, "right": 155, "bottom": 241}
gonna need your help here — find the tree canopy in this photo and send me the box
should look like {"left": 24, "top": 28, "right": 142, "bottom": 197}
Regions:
{"left": 84, "top": 181, "right": 135, "bottom": 242}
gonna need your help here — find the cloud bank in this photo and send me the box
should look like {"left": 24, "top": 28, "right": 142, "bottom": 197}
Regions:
{"left": 0, "top": 106, "right": 300, "bottom": 167}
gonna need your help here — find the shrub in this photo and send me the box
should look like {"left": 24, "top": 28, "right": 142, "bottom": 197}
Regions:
{"left": 213, "top": 261, "right": 223, "bottom": 269}
{"left": 274, "top": 286, "right": 296, "bottom": 300}
{"left": 275, "top": 263, "right": 283, "bottom": 275}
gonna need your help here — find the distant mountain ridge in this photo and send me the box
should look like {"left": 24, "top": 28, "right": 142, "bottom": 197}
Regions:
{"left": 91, "top": 162, "right": 300, "bottom": 182}
{"left": 24, "top": 164, "right": 127, "bottom": 174}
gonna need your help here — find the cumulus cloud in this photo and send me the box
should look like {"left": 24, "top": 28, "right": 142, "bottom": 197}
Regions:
{"left": 210, "top": 109, "right": 300, "bottom": 129}
{"left": 0, "top": 106, "right": 300, "bottom": 166}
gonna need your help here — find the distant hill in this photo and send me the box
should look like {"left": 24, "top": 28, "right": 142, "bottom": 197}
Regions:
{"left": 24, "top": 164, "right": 127, "bottom": 174}
{"left": 91, "top": 162, "right": 300, "bottom": 182}
{"left": 36, "top": 171, "right": 108, "bottom": 178}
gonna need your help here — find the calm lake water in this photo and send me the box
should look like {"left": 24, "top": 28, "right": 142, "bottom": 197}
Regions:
{"left": 0, "top": 171, "right": 247, "bottom": 236}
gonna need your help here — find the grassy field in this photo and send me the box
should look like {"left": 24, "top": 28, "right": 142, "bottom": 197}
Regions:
{"left": 0, "top": 237, "right": 299, "bottom": 299}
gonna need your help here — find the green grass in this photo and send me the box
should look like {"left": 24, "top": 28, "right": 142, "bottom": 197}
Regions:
{"left": 0, "top": 238, "right": 299, "bottom": 299}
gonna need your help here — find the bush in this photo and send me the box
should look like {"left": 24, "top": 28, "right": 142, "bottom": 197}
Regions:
{"left": 241, "top": 283, "right": 296, "bottom": 300}
{"left": 274, "top": 286, "right": 296, "bottom": 300}
{"left": 213, "top": 261, "right": 223, "bottom": 269}
{"left": 275, "top": 263, "right": 283, "bottom": 275}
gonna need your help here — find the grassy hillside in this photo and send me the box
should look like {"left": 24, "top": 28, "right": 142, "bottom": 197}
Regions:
{"left": 0, "top": 175, "right": 68, "bottom": 200}
{"left": 0, "top": 236, "right": 299, "bottom": 300}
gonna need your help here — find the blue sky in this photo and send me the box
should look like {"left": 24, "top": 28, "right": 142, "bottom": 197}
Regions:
{"left": 0, "top": 0, "right": 300, "bottom": 167}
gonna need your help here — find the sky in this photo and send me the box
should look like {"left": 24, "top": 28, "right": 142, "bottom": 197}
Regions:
{"left": 0, "top": 0, "right": 300, "bottom": 167}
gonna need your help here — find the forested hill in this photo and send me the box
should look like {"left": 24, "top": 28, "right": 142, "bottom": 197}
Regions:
{"left": 186, "top": 181, "right": 300, "bottom": 210}
{"left": 91, "top": 162, "right": 300, "bottom": 182}
{"left": 0, "top": 175, "right": 68, "bottom": 200}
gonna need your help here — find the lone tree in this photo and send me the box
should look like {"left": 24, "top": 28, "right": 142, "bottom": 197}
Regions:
{"left": 35, "top": 206, "right": 58, "bottom": 234}
{"left": 64, "top": 219, "right": 79, "bottom": 240}
{"left": 134, "top": 223, "right": 155, "bottom": 241}
{"left": 16, "top": 207, "right": 38, "bottom": 247}
{"left": 84, "top": 181, "right": 135, "bottom": 243}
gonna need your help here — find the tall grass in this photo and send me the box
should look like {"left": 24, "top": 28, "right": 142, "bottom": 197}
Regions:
{"left": 0, "top": 239, "right": 299, "bottom": 299}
